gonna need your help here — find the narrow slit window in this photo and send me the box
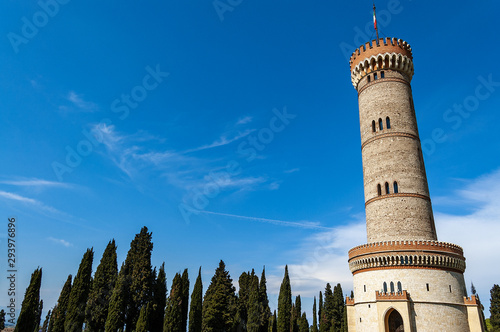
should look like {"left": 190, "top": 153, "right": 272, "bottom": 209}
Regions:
{"left": 385, "top": 182, "right": 390, "bottom": 194}
{"left": 364, "top": 285, "right": 366, "bottom": 292}
{"left": 386, "top": 116, "right": 391, "bottom": 129}
{"left": 393, "top": 181, "right": 399, "bottom": 194}
{"left": 426, "top": 283, "right": 430, "bottom": 291}
{"left": 377, "top": 184, "right": 382, "bottom": 196}
{"left": 381, "top": 71, "right": 385, "bottom": 78}
{"left": 449, "top": 285, "right": 452, "bottom": 293}
{"left": 378, "top": 118, "right": 383, "bottom": 130}
{"left": 372, "top": 120, "right": 376, "bottom": 132}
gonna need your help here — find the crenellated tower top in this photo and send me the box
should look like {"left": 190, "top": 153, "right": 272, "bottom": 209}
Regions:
{"left": 349, "top": 37, "right": 414, "bottom": 88}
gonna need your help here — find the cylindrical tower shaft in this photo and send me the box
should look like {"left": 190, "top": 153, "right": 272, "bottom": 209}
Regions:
{"left": 350, "top": 37, "right": 437, "bottom": 243}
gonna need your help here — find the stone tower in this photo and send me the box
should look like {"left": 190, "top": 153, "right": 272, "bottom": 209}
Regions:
{"left": 345, "top": 37, "right": 485, "bottom": 332}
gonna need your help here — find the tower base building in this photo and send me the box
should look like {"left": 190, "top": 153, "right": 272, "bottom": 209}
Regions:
{"left": 345, "top": 37, "right": 485, "bottom": 332}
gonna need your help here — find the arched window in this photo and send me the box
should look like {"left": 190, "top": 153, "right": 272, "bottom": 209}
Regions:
{"left": 377, "top": 184, "right": 382, "bottom": 196}
{"left": 393, "top": 181, "right": 399, "bottom": 193}
{"left": 390, "top": 282, "right": 395, "bottom": 293}
{"left": 386, "top": 116, "right": 391, "bottom": 129}
{"left": 372, "top": 120, "right": 376, "bottom": 132}
{"left": 383, "top": 282, "right": 387, "bottom": 293}
{"left": 374, "top": 73, "right": 378, "bottom": 80}
{"left": 378, "top": 118, "right": 383, "bottom": 130}
{"left": 397, "top": 282, "right": 402, "bottom": 293}
{"left": 385, "top": 182, "right": 390, "bottom": 194}
{"left": 367, "top": 75, "right": 371, "bottom": 83}
{"left": 381, "top": 71, "right": 385, "bottom": 78}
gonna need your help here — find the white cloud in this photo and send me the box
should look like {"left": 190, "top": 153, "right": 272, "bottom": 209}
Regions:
{"left": 0, "top": 178, "right": 72, "bottom": 189}
{"left": 48, "top": 237, "right": 73, "bottom": 247}
{"left": 185, "top": 129, "right": 256, "bottom": 153}
{"left": 237, "top": 116, "right": 253, "bottom": 125}
{"left": 284, "top": 168, "right": 300, "bottom": 174}
{"left": 67, "top": 91, "right": 98, "bottom": 111}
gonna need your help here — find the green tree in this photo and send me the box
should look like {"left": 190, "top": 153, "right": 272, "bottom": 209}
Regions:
{"left": 105, "top": 264, "right": 129, "bottom": 332}
{"left": 320, "top": 283, "right": 334, "bottom": 332}
{"left": 15, "top": 267, "right": 42, "bottom": 332}
{"left": 49, "top": 274, "right": 72, "bottom": 332}
{"left": 150, "top": 263, "right": 167, "bottom": 332}
{"left": 269, "top": 310, "right": 277, "bottom": 332}
{"left": 0, "top": 309, "right": 5, "bottom": 330}
{"left": 277, "top": 265, "right": 292, "bottom": 332}
{"left": 491, "top": 284, "right": 500, "bottom": 331}
{"left": 318, "top": 292, "right": 323, "bottom": 332}
{"left": 164, "top": 273, "right": 184, "bottom": 332}
{"left": 41, "top": 310, "right": 51, "bottom": 332}
{"left": 238, "top": 271, "right": 250, "bottom": 325}
{"left": 333, "top": 283, "right": 345, "bottom": 332}
{"left": 135, "top": 302, "right": 151, "bottom": 332}
{"left": 86, "top": 240, "right": 118, "bottom": 332}
{"left": 34, "top": 299, "right": 43, "bottom": 332}
{"left": 124, "top": 226, "right": 155, "bottom": 332}
{"left": 247, "top": 271, "right": 262, "bottom": 332}
{"left": 311, "top": 296, "right": 318, "bottom": 332}
{"left": 259, "top": 267, "right": 271, "bottom": 332}
{"left": 189, "top": 267, "right": 203, "bottom": 332}
{"left": 181, "top": 268, "right": 190, "bottom": 331}
{"left": 292, "top": 296, "right": 301, "bottom": 332}
{"left": 202, "top": 260, "right": 238, "bottom": 332}
{"left": 65, "top": 248, "right": 94, "bottom": 332}
{"left": 298, "top": 313, "right": 309, "bottom": 332}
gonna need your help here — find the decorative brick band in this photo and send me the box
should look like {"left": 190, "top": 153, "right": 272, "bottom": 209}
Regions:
{"left": 348, "top": 243, "right": 466, "bottom": 274}
{"left": 349, "top": 240, "right": 464, "bottom": 258}
{"left": 357, "top": 76, "right": 410, "bottom": 95}
{"left": 351, "top": 265, "right": 466, "bottom": 275}
{"left": 365, "top": 192, "right": 430, "bottom": 207}
{"left": 361, "top": 131, "right": 419, "bottom": 150}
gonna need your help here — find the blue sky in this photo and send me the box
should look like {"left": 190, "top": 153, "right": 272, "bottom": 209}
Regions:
{"left": 1, "top": 0, "right": 499, "bottom": 322}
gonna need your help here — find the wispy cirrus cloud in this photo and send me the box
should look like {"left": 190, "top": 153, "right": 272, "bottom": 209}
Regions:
{"left": 0, "top": 177, "right": 73, "bottom": 189}
{"left": 200, "top": 210, "right": 334, "bottom": 230}
{"left": 237, "top": 116, "right": 253, "bottom": 125}
{"left": 66, "top": 91, "right": 98, "bottom": 111}
{"left": 0, "top": 190, "right": 67, "bottom": 217}
{"left": 48, "top": 237, "right": 73, "bottom": 247}
{"left": 184, "top": 129, "right": 256, "bottom": 153}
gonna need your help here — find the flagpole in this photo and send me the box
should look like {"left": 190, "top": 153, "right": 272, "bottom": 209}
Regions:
{"left": 373, "top": 3, "right": 379, "bottom": 44}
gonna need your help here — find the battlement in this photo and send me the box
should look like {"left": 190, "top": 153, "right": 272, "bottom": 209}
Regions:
{"left": 349, "top": 37, "right": 414, "bottom": 88}
{"left": 346, "top": 296, "right": 355, "bottom": 306}
{"left": 464, "top": 295, "right": 480, "bottom": 305}
{"left": 350, "top": 37, "right": 413, "bottom": 69}
{"left": 375, "top": 290, "right": 409, "bottom": 301}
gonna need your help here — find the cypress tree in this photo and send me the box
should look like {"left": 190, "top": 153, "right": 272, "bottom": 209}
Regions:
{"left": 41, "top": 310, "right": 51, "bottom": 332}
{"left": 181, "top": 269, "right": 190, "bottom": 331}
{"left": 124, "top": 226, "right": 155, "bottom": 332}
{"left": 15, "top": 267, "right": 42, "bottom": 332}
{"left": 298, "top": 313, "right": 309, "bottom": 332}
{"left": 247, "top": 271, "right": 262, "bottom": 332}
{"left": 86, "top": 240, "right": 118, "bottom": 332}
{"left": 320, "top": 283, "right": 334, "bottom": 332}
{"left": 105, "top": 264, "right": 129, "bottom": 332}
{"left": 277, "top": 265, "right": 292, "bottom": 332}
{"left": 292, "top": 296, "right": 301, "bottom": 332}
{"left": 491, "top": 284, "right": 500, "bottom": 331}
{"left": 189, "top": 267, "right": 203, "bottom": 332}
{"left": 333, "top": 283, "right": 345, "bottom": 332}
{"left": 64, "top": 248, "right": 94, "bottom": 332}
{"left": 0, "top": 309, "right": 5, "bottom": 330}
{"left": 259, "top": 267, "right": 271, "bottom": 332}
{"left": 311, "top": 296, "right": 318, "bottom": 332}
{"left": 164, "top": 272, "right": 184, "bottom": 331}
{"left": 238, "top": 271, "right": 250, "bottom": 325}
{"left": 135, "top": 302, "right": 151, "bottom": 332}
{"left": 202, "top": 260, "right": 238, "bottom": 332}
{"left": 34, "top": 299, "right": 44, "bottom": 332}
{"left": 269, "top": 310, "right": 277, "bottom": 332}
{"left": 150, "top": 263, "right": 167, "bottom": 332}
{"left": 49, "top": 274, "right": 72, "bottom": 332}
{"left": 318, "top": 292, "right": 323, "bottom": 332}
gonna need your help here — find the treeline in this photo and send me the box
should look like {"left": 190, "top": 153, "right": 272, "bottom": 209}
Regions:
{"left": 9, "top": 226, "right": 349, "bottom": 332}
